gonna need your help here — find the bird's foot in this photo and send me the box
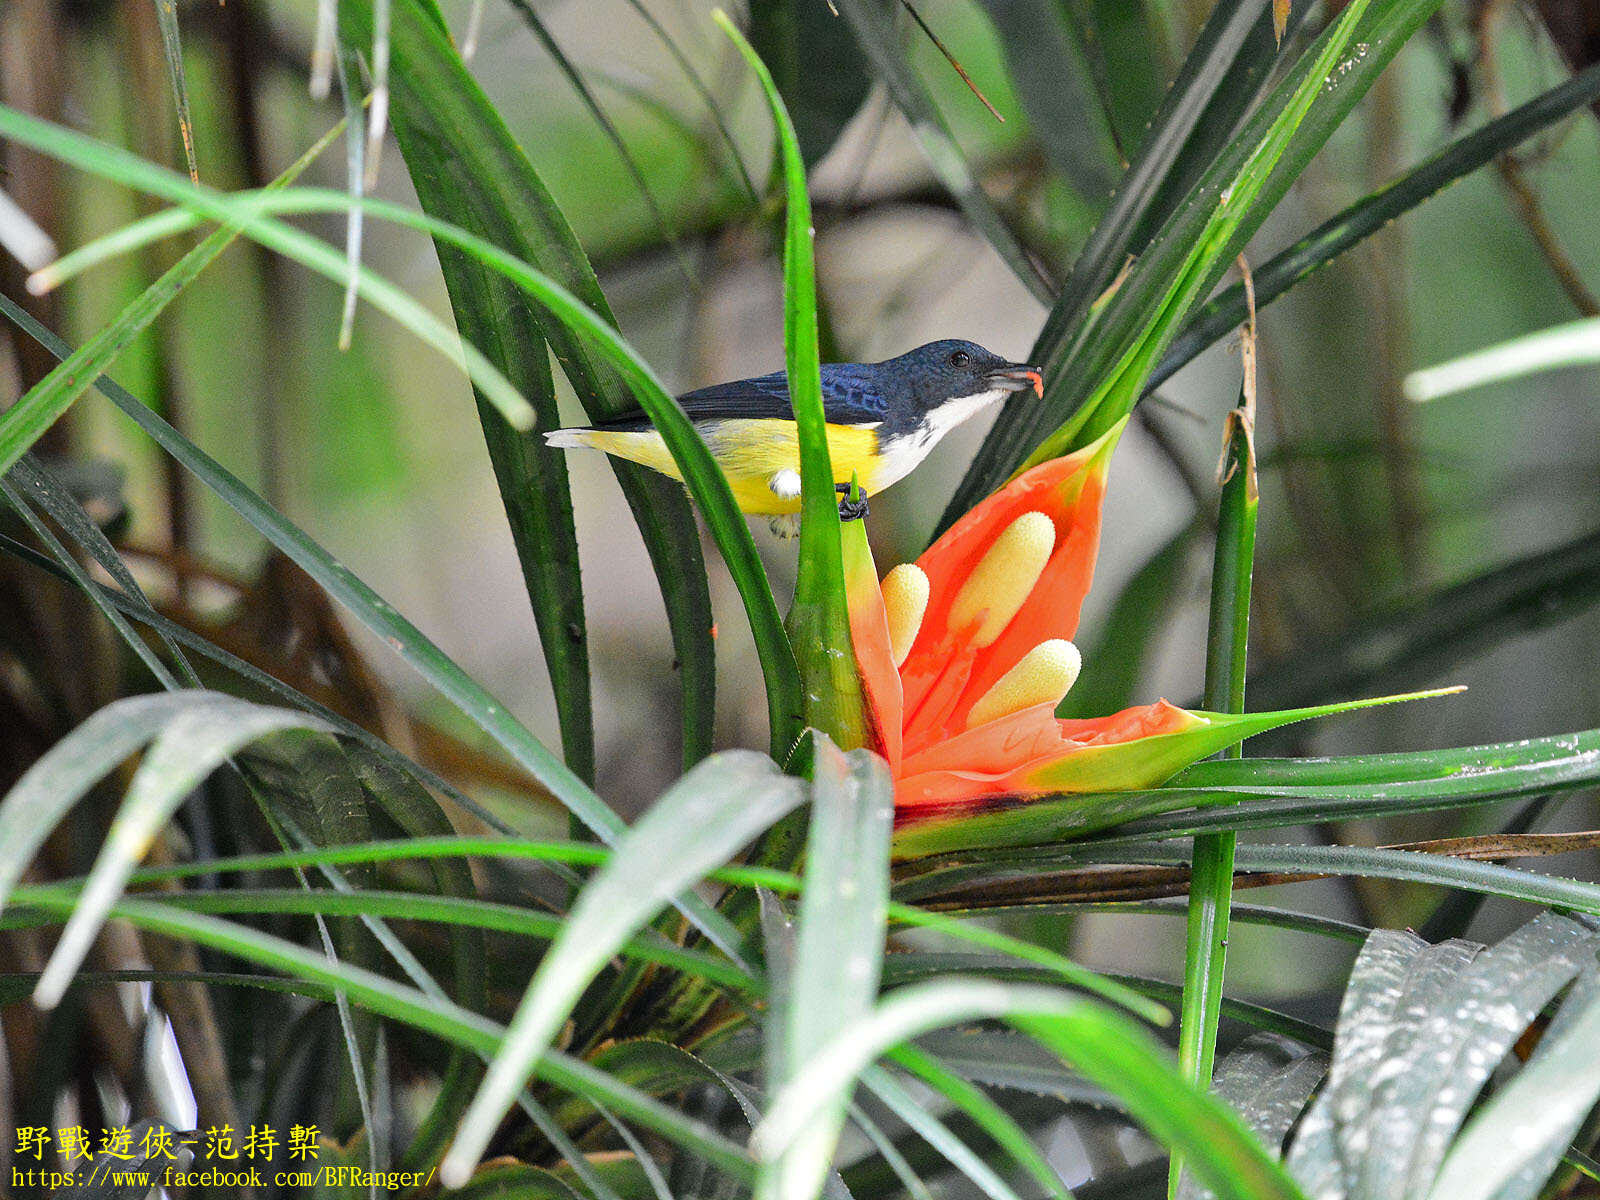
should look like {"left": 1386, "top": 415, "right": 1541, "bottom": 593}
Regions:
{"left": 835, "top": 482, "right": 870, "bottom": 523}
{"left": 767, "top": 513, "right": 802, "bottom": 539}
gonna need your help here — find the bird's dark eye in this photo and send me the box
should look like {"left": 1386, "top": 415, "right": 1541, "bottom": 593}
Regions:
{"left": 949, "top": 350, "right": 971, "bottom": 368}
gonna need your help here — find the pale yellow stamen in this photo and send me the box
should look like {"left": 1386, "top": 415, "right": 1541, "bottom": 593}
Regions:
{"left": 966, "top": 639, "right": 1082, "bottom": 729}
{"left": 947, "top": 510, "right": 1055, "bottom": 647}
{"left": 881, "top": 563, "right": 930, "bottom": 667}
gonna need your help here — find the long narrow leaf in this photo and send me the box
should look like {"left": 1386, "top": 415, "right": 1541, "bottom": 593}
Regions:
{"left": 759, "top": 740, "right": 893, "bottom": 1200}
{"left": 1024, "top": 0, "right": 1375, "bottom": 465}
{"left": 0, "top": 693, "right": 211, "bottom": 907}
{"left": 1426, "top": 970, "right": 1600, "bottom": 1200}
{"left": 440, "top": 752, "right": 806, "bottom": 1186}
{"left": 715, "top": 10, "right": 864, "bottom": 750}
{"left": 340, "top": 0, "right": 721, "bottom": 770}
{"left": 1090, "top": 842, "right": 1600, "bottom": 916}
{"left": 1150, "top": 61, "right": 1600, "bottom": 396}
{"left": 1173, "top": 728, "right": 1600, "bottom": 790}
{"left": 9, "top": 891, "right": 756, "bottom": 1178}
{"left": 830, "top": 0, "right": 1053, "bottom": 303}
{"left": 0, "top": 469, "right": 183, "bottom": 690}
{"left": 887, "top": 1043, "right": 1070, "bottom": 1200}
{"left": 30, "top": 700, "right": 337, "bottom": 1007}
{"left": 880, "top": 958, "right": 1333, "bottom": 1051}
{"left": 0, "top": 292, "right": 746, "bottom": 959}
{"left": 373, "top": 16, "right": 595, "bottom": 784}
{"left": 941, "top": 0, "right": 1272, "bottom": 524}
{"left": 151, "top": 0, "right": 199, "bottom": 182}
{"left": 0, "top": 118, "right": 352, "bottom": 478}
{"left": 951, "top": 0, "right": 1441, "bottom": 514}
{"left": 625, "top": 0, "right": 757, "bottom": 199}
{"left": 975, "top": 0, "right": 1119, "bottom": 201}
{"left": 1404, "top": 316, "right": 1600, "bottom": 402}
{"left": 753, "top": 979, "right": 1306, "bottom": 1200}
{"left": 0, "top": 149, "right": 536, "bottom": 485}
{"left": 0, "top": 526, "right": 531, "bottom": 849}
{"left": 5, "top": 886, "right": 746, "bottom": 992}
{"left": 857, "top": 1066, "right": 1031, "bottom": 1200}
{"left": 503, "top": 0, "right": 686, "bottom": 270}
{"left": 1246, "top": 526, "right": 1600, "bottom": 712}
{"left": 1173, "top": 394, "right": 1259, "bottom": 1196}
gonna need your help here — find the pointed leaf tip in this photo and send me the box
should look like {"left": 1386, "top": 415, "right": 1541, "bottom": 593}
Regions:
{"left": 1085, "top": 414, "right": 1129, "bottom": 473}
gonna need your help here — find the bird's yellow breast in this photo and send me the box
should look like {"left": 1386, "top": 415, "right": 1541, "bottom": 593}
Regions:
{"left": 572, "top": 419, "right": 884, "bottom": 515}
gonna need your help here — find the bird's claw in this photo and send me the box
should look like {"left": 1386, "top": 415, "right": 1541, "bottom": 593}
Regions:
{"left": 835, "top": 482, "right": 870, "bottom": 523}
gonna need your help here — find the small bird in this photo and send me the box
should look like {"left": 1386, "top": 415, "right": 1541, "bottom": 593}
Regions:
{"left": 544, "top": 339, "right": 1043, "bottom": 536}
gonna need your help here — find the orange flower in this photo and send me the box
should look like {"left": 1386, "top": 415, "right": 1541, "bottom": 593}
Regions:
{"left": 843, "top": 423, "right": 1450, "bottom": 827}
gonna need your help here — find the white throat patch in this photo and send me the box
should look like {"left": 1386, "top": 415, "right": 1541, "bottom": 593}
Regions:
{"left": 873, "top": 387, "right": 1006, "bottom": 493}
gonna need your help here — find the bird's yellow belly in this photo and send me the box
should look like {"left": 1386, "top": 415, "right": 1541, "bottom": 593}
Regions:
{"left": 575, "top": 419, "right": 884, "bottom": 515}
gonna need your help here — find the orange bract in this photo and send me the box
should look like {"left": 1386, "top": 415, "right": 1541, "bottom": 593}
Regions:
{"left": 844, "top": 421, "right": 1194, "bottom": 818}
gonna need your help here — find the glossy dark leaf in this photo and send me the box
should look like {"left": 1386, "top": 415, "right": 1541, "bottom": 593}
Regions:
{"left": 888, "top": 1043, "right": 1071, "bottom": 1200}
{"left": 0, "top": 294, "right": 741, "bottom": 956}
{"left": 1150, "top": 62, "right": 1600, "bottom": 397}
{"left": 1429, "top": 968, "right": 1600, "bottom": 1200}
{"left": 6, "top": 888, "right": 757, "bottom": 1177}
{"left": 1286, "top": 913, "right": 1600, "bottom": 1199}
{"left": 881, "top": 957, "right": 1331, "bottom": 1052}
{"left": 948, "top": 0, "right": 1444, "bottom": 519}
{"left": 0, "top": 460, "right": 191, "bottom": 690}
{"left": 151, "top": 0, "right": 198, "bottom": 182}
{"left": 941, "top": 0, "right": 1273, "bottom": 525}
{"left": 341, "top": 0, "right": 716, "bottom": 772}
{"left": 0, "top": 525, "right": 527, "bottom": 846}
{"left": 832, "top": 0, "right": 1055, "bottom": 304}
{"left": 1247, "top": 525, "right": 1600, "bottom": 712}
{"left": 1178, "top": 1037, "right": 1329, "bottom": 1200}
{"left": 1089, "top": 842, "right": 1600, "bottom": 917}
{"left": 748, "top": 0, "right": 874, "bottom": 166}
{"left": 440, "top": 750, "right": 805, "bottom": 1185}
{"left": 1086, "top": 0, "right": 1170, "bottom": 154}
{"left": 761, "top": 739, "right": 893, "bottom": 1199}
{"left": 1021, "top": 0, "right": 1383, "bottom": 465}
{"left": 974, "top": 0, "right": 1119, "bottom": 202}
{"left": 720, "top": 12, "right": 866, "bottom": 750}
{"left": 1175, "top": 394, "right": 1260, "bottom": 1195}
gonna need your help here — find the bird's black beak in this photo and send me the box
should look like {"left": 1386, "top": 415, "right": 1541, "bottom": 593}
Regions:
{"left": 987, "top": 364, "right": 1044, "bottom": 399}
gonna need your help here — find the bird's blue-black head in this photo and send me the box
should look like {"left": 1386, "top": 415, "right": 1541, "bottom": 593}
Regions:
{"left": 882, "top": 339, "right": 1039, "bottom": 407}
{"left": 839, "top": 340, "right": 1041, "bottom": 443}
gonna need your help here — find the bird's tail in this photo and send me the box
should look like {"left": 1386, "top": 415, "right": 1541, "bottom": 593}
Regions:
{"left": 543, "top": 426, "right": 682, "bottom": 483}
{"left": 543, "top": 427, "right": 595, "bottom": 450}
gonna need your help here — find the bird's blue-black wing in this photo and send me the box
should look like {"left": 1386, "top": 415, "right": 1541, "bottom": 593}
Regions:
{"left": 591, "top": 366, "right": 887, "bottom": 430}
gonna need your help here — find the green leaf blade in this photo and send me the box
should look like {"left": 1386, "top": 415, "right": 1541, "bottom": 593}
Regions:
{"left": 831, "top": 0, "right": 1054, "bottom": 305}
{"left": 439, "top": 751, "right": 806, "bottom": 1187}
{"left": 23, "top": 697, "right": 336, "bottom": 1008}
{"left": 759, "top": 740, "right": 893, "bottom": 1200}
{"left": 1173, "top": 401, "right": 1259, "bottom": 1197}
{"left": 715, "top": 8, "right": 866, "bottom": 751}
{"left": 1151, "top": 61, "right": 1600, "bottom": 398}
